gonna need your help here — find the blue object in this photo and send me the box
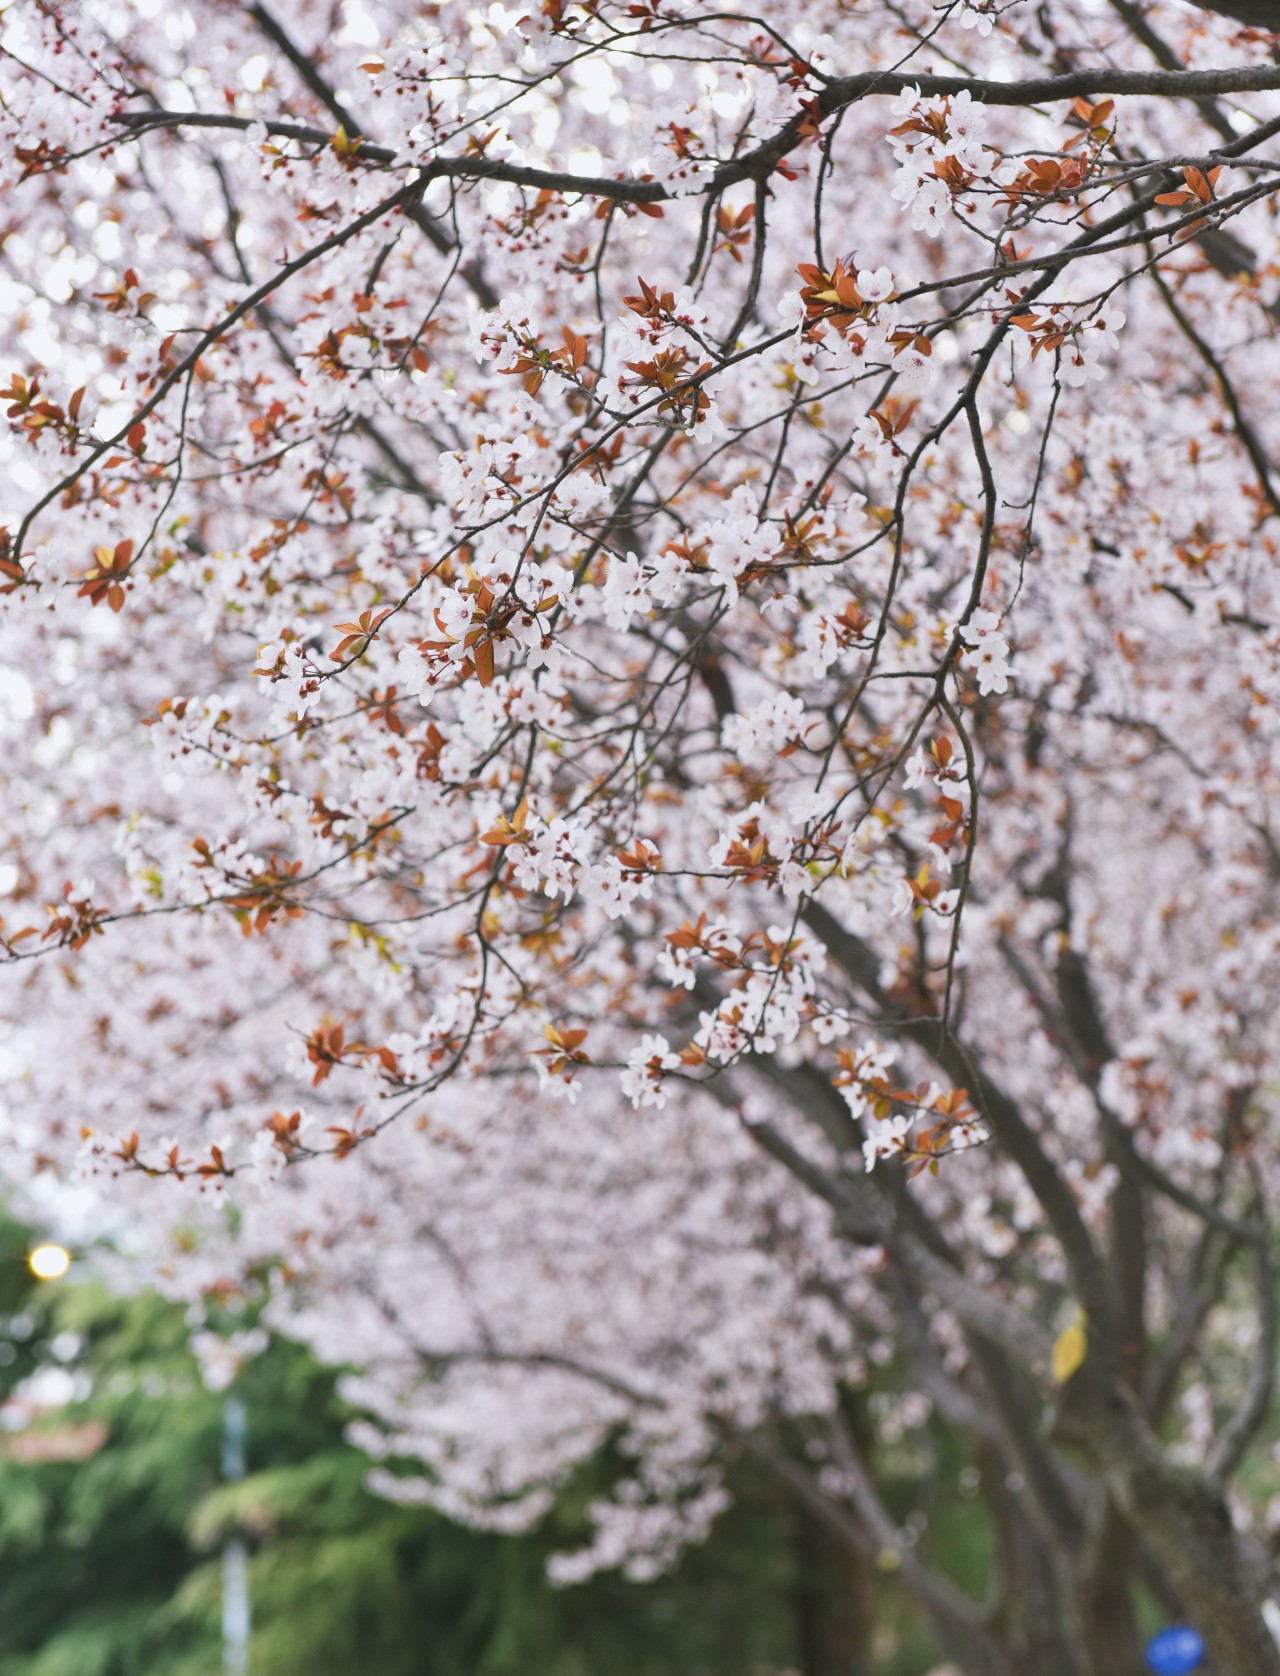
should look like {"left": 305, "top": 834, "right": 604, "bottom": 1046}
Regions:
{"left": 1145, "top": 1626, "right": 1206, "bottom": 1675}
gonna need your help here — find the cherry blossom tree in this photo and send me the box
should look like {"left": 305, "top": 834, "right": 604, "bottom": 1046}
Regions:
{"left": 5, "top": 0, "right": 1280, "bottom": 1669}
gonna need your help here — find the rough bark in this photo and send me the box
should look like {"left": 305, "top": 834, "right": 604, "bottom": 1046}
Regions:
{"left": 1193, "top": 0, "right": 1280, "bottom": 26}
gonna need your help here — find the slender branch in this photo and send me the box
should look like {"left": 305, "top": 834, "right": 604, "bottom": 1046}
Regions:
{"left": 1207, "top": 1184, "right": 1276, "bottom": 1485}
{"left": 1148, "top": 261, "right": 1280, "bottom": 518}
{"left": 246, "top": 1, "right": 365, "bottom": 137}
{"left": 996, "top": 934, "right": 1265, "bottom": 1245}
{"left": 743, "top": 1113, "right": 1053, "bottom": 1365}
{"left": 1145, "top": 1230, "right": 1237, "bottom": 1423}
{"left": 357, "top": 1278, "right": 661, "bottom": 1407}
{"left": 814, "top": 64, "right": 1280, "bottom": 107}
{"left": 114, "top": 109, "right": 397, "bottom": 164}
{"left": 889, "top": 1271, "right": 1002, "bottom": 1442}
{"left": 421, "top": 1345, "right": 664, "bottom": 1408}
{"left": 825, "top": 1410, "right": 1021, "bottom": 1676}
{"left": 11, "top": 176, "right": 426, "bottom": 563}
{"left": 801, "top": 901, "right": 1116, "bottom": 1334}
{"left": 113, "top": 62, "right": 1280, "bottom": 209}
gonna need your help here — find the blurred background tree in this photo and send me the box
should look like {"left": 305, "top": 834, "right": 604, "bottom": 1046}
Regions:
{"left": 0, "top": 1212, "right": 963, "bottom": 1676}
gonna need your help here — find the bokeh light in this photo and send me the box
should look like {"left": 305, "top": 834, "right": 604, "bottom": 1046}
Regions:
{"left": 28, "top": 1244, "right": 71, "bottom": 1281}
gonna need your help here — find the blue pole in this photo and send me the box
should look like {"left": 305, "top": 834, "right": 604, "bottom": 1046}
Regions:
{"left": 221, "top": 1396, "right": 250, "bottom": 1675}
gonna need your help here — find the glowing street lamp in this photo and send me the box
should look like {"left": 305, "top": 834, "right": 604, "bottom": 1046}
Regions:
{"left": 27, "top": 1244, "right": 71, "bottom": 1281}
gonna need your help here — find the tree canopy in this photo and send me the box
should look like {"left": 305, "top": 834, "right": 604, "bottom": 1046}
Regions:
{"left": 4, "top": 0, "right": 1280, "bottom": 1670}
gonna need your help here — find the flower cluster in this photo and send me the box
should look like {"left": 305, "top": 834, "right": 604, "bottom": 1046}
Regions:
{"left": 958, "top": 608, "right": 1014, "bottom": 695}
{"left": 886, "top": 87, "right": 993, "bottom": 236}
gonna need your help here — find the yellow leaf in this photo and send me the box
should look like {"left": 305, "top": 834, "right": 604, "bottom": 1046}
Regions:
{"left": 1052, "top": 1314, "right": 1087, "bottom": 1384}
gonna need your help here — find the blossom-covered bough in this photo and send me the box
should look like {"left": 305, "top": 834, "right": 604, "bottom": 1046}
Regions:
{"left": 5, "top": 0, "right": 1280, "bottom": 1667}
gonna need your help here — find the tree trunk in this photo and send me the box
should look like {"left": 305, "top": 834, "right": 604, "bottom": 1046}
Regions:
{"left": 1062, "top": 1378, "right": 1280, "bottom": 1676}
{"left": 794, "top": 1508, "right": 874, "bottom": 1676}
{"left": 1079, "top": 1504, "right": 1147, "bottom": 1676}
{"left": 985, "top": 1456, "right": 1091, "bottom": 1676}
